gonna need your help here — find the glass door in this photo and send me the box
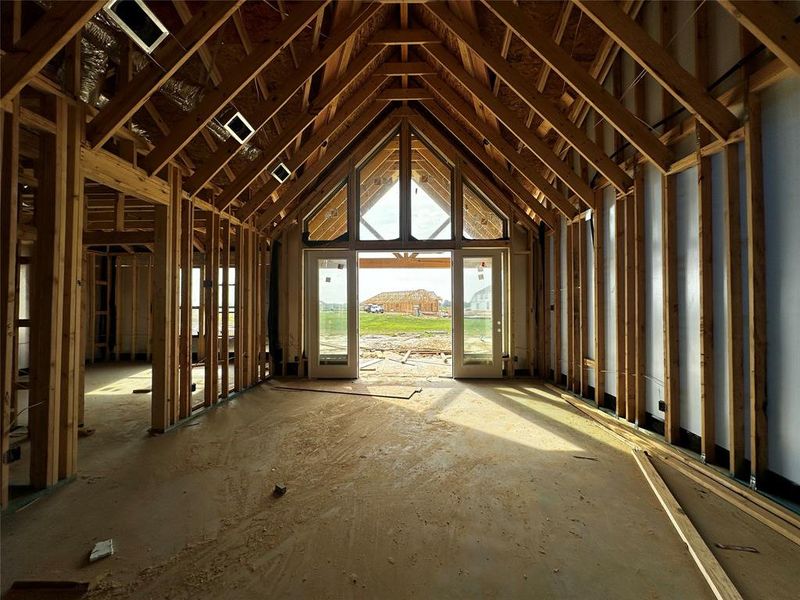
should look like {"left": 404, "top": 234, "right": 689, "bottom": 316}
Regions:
{"left": 306, "top": 250, "right": 358, "bottom": 378}
{"left": 453, "top": 250, "right": 503, "bottom": 378}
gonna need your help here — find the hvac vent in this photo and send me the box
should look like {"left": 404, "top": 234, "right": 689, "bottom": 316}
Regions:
{"left": 223, "top": 112, "right": 255, "bottom": 144}
{"left": 272, "top": 163, "right": 291, "bottom": 183}
{"left": 104, "top": 0, "right": 169, "bottom": 54}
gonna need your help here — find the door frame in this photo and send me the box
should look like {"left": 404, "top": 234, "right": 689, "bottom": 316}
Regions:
{"left": 305, "top": 249, "right": 358, "bottom": 379}
{"left": 452, "top": 249, "right": 504, "bottom": 378}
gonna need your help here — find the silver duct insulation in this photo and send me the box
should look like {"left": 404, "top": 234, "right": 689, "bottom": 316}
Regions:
{"left": 59, "top": 6, "right": 262, "bottom": 160}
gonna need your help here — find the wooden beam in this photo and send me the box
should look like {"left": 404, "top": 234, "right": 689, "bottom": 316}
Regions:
{"left": 204, "top": 211, "right": 220, "bottom": 406}
{"left": 221, "top": 219, "right": 231, "bottom": 397}
{"left": 427, "top": 2, "right": 634, "bottom": 192}
{"left": 419, "top": 79, "right": 576, "bottom": 219}
{"left": 83, "top": 230, "right": 155, "bottom": 246}
{"left": 633, "top": 168, "right": 646, "bottom": 426}
{"left": 58, "top": 39, "right": 84, "bottom": 480}
{"left": 87, "top": 1, "right": 242, "bottom": 148}
{"left": 593, "top": 191, "right": 606, "bottom": 407}
{"left": 0, "top": 98, "right": 19, "bottom": 507}
{"left": 179, "top": 196, "right": 194, "bottom": 419}
{"left": 184, "top": 6, "right": 382, "bottom": 197}
{"left": 553, "top": 224, "right": 562, "bottom": 383}
{"left": 718, "top": 0, "right": 800, "bottom": 78}
{"left": 368, "top": 29, "right": 441, "bottom": 45}
{"left": 415, "top": 101, "right": 558, "bottom": 229}
{"left": 213, "top": 73, "right": 385, "bottom": 212}
{"left": 624, "top": 186, "right": 636, "bottom": 422}
{"left": 698, "top": 144, "right": 715, "bottom": 463}
{"left": 633, "top": 449, "right": 744, "bottom": 600}
{"left": 421, "top": 44, "right": 594, "bottom": 210}
{"left": 615, "top": 193, "right": 626, "bottom": 418}
{"left": 257, "top": 108, "right": 399, "bottom": 228}
{"left": 374, "top": 61, "right": 437, "bottom": 76}
{"left": 150, "top": 168, "right": 179, "bottom": 432}
{"left": 573, "top": 0, "right": 739, "bottom": 141}
{"left": 662, "top": 174, "right": 680, "bottom": 444}
{"left": 377, "top": 87, "right": 434, "bottom": 101}
{"left": 482, "top": 0, "right": 671, "bottom": 173}
{"left": 81, "top": 147, "right": 170, "bottom": 205}
{"left": 723, "top": 143, "right": 746, "bottom": 479}
{"left": 30, "top": 97, "right": 68, "bottom": 489}
{"left": 140, "top": 1, "right": 328, "bottom": 176}
{"left": 0, "top": 1, "right": 104, "bottom": 102}
{"left": 744, "top": 93, "right": 767, "bottom": 488}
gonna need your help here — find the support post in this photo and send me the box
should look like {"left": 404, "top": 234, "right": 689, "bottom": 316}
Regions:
{"left": 220, "top": 219, "right": 231, "bottom": 397}
{"left": 204, "top": 211, "right": 220, "bottom": 406}
{"left": 593, "top": 190, "right": 605, "bottom": 407}
{"left": 615, "top": 194, "right": 626, "bottom": 418}
{"left": 179, "top": 197, "right": 194, "bottom": 418}
{"left": 30, "top": 97, "right": 68, "bottom": 488}
{"left": 662, "top": 173, "right": 680, "bottom": 444}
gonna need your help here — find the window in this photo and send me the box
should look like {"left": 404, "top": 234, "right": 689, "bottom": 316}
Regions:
{"left": 463, "top": 180, "right": 507, "bottom": 240}
{"left": 305, "top": 180, "right": 348, "bottom": 242}
{"left": 410, "top": 131, "right": 452, "bottom": 240}
{"left": 358, "top": 130, "right": 400, "bottom": 241}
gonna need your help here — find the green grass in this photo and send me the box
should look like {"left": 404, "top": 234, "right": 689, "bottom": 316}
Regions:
{"left": 319, "top": 310, "right": 491, "bottom": 337}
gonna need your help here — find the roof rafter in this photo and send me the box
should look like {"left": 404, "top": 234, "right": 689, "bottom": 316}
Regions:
{"left": 573, "top": 0, "right": 739, "bottom": 141}
{"left": 140, "top": 1, "right": 329, "bottom": 176}
{"left": 422, "top": 76, "right": 578, "bottom": 219}
{"left": 216, "top": 72, "right": 385, "bottom": 213}
{"left": 717, "top": 0, "right": 800, "bottom": 78}
{"left": 426, "top": 1, "right": 633, "bottom": 193}
{"left": 87, "top": 1, "right": 243, "bottom": 149}
{"left": 414, "top": 100, "right": 559, "bottom": 229}
{"left": 185, "top": 3, "right": 382, "bottom": 197}
{"left": 257, "top": 107, "right": 402, "bottom": 230}
{"left": 481, "top": 0, "right": 673, "bottom": 174}
{"left": 420, "top": 43, "right": 593, "bottom": 211}
{"left": 0, "top": 0, "right": 104, "bottom": 103}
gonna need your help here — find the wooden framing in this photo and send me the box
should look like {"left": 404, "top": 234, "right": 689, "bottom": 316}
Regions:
{"left": 482, "top": 0, "right": 672, "bottom": 173}
{"left": 30, "top": 97, "right": 68, "bottom": 488}
{"left": 662, "top": 174, "right": 680, "bottom": 445}
{"left": 0, "top": 98, "right": 19, "bottom": 507}
{"left": 204, "top": 211, "right": 220, "bottom": 407}
{"left": 593, "top": 190, "right": 606, "bottom": 407}
{"left": 723, "top": 143, "right": 746, "bottom": 479}
{"left": 140, "top": 1, "right": 328, "bottom": 176}
{"left": 186, "top": 6, "right": 382, "bottom": 198}
{"left": 221, "top": 220, "right": 232, "bottom": 397}
{"left": 744, "top": 93, "right": 767, "bottom": 488}
{"left": 718, "top": 0, "right": 800, "bottom": 78}
{"left": 614, "top": 193, "right": 626, "bottom": 418}
{"left": 0, "top": 1, "right": 104, "bottom": 103}
{"left": 422, "top": 43, "right": 595, "bottom": 211}
{"left": 425, "top": 2, "right": 633, "bottom": 194}
{"left": 633, "top": 167, "right": 646, "bottom": 427}
{"left": 87, "top": 1, "right": 242, "bottom": 149}
{"left": 179, "top": 196, "right": 194, "bottom": 419}
{"left": 574, "top": 0, "right": 739, "bottom": 141}
{"left": 553, "top": 224, "right": 562, "bottom": 384}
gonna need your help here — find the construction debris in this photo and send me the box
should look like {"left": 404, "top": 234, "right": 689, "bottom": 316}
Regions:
{"left": 89, "top": 539, "right": 114, "bottom": 563}
{"left": 273, "top": 484, "right": 287, "bottom": 497}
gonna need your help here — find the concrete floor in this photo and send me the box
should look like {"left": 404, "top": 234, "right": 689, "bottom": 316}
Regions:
{"left": 2, "top": 364, "right": 798, "bottom": 598}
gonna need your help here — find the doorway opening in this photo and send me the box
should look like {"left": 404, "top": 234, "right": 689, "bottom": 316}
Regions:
{"left": 357, "top": 251, "right": 452, "bottom": 378}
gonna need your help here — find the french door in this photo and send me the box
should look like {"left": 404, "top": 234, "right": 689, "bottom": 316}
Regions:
{"left": 453, "top": 250, "right": 503, "bottom": 378}
{"left": 306, "top": 250, "right": 358, "bottom": 378}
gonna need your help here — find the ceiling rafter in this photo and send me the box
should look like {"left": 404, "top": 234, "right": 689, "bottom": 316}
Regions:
{"left": 216, "top": 72, "right": 386, "bottom": 213}
{"left": 257, "top": 107, "right": 402, "bottom": 230}
{"left": 419, "top": 77, "right": 577, "bottom": 219}
{"left": 414, "top": 100, "right": 558, "bottom": 229}
{"left": 0, "top": 0, "right": 104, "bottom": 103}
{"left": 244, "top": 100, "right": 391, "bottom": 223}
{"left": 409, "top": 108, "right": 548, "bottom": 231}
{"left": 573, "top": 0, "right": 739, "bottom": 141}
{"left": 87, "top": 1, "right": 242, "bottom": 149}
{"left": 717, "top": 0, "right": 800, "bottom": 78}
{"left": 426, "top": 2, "right": 633, "bottom": 194}
{"left": 139, "top": 1, "right": 329, "bottom": 176}
{"left": 420, "top": 42, "right": 593, "bottom": 210}
{"left": 184, "top": 4, "right": 383, "bottom": 197}
{"left": 482, "top": 0, "right": 673, "bottom": 175}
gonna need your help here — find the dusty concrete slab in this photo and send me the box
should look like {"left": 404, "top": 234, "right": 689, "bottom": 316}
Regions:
{"left": 2, "top": 367, "right": 722, "bottom": 599}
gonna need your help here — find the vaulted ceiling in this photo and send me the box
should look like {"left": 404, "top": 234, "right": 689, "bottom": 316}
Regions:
{"left": 3, "top": 0, "right": 799, "bottom": 236}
